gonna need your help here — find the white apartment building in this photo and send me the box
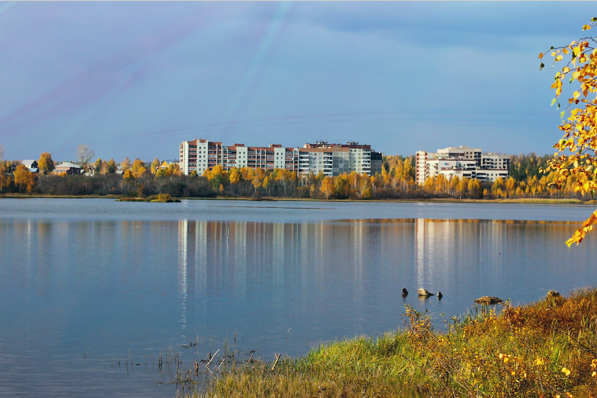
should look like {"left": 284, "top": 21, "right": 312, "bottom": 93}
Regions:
{"left": 416, "top": 146, "right": 510, "bottom": 184}
{"left": 179, "top": 139, "right": 382, "bottom": 177}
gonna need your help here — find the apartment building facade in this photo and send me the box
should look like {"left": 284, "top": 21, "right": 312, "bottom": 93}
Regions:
{"left": 179, "top": 139, "right": 382, "bottom": 177}
{"left": 416, "top": 145, "right": 510, "bottom": 184}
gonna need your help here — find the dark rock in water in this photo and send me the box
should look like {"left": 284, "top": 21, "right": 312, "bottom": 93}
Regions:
{"left": 437, "top": 291, "right": 443, "bottom": 299}
{"left": 546, "top": 290, "right": 561, "bottom": 299}
{"left": 401, "top": 287, "right": 408, "bottom": 296}
{"left": 418, "top": 288, "right": 434, "bottom": 297}
{"left": 474, "top": 296, "right": 503, "bottom": 305}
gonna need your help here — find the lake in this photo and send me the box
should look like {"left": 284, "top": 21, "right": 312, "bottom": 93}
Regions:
{"left": 1, "top": 198, "right": 596, "bottom": 397}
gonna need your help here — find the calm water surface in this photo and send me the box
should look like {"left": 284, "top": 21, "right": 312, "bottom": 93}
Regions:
{"left": 1, "top": 199, "right": 596, "bottom": 397}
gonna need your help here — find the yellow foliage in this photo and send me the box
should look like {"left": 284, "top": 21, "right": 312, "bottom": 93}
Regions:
{"left": 320, "top": 176, "right": 334, "bottom": 199}
{"left": 541, "top": 19, "right": 597, "bottom": 245}
{"left": 131, "top": 159, "right": 147, "bottom": 178}
{"left": 38, "top": 152, "right": 54, "bottom": 173}
{"left": 229, "top": 168, "right": 241, "bottom": 185}
{"left": 123, "top": 169, "right": 134, "bottom": 180}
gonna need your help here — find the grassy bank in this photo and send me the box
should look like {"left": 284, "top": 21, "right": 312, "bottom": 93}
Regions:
{"left": 187, "top": 289, "right": 597, "bottom": 397}
{"left": 117, "top": 194, "right": 181, "bottom": 203}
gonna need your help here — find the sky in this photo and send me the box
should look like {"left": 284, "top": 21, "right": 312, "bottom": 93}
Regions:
{"left": 0, "top": 2, "right": 593, "bottom": 162}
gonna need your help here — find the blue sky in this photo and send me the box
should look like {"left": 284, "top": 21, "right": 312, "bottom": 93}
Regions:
{"left": 0, "top": 2, "right": 592, "bottom": 161}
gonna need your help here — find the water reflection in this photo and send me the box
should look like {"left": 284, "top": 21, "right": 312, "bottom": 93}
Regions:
{"left": 1, "top": 216, "right": 595, "bottom": 398}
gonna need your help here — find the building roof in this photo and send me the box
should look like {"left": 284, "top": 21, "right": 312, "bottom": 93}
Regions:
{"left": 21, "top": 160, "right": 37, "bottom": 168}
{"left": 55, "top": 162, "right": 81, "bottom": 169}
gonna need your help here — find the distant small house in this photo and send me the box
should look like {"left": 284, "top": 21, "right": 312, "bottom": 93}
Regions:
{"left": 53, "top": 162, "right": 82, "bottom": 175}
{"left": 21, "top": 160, "right": 39, "bottom": 173}
{"left": 160, "top": 161, "right": 169, "bottom": 169}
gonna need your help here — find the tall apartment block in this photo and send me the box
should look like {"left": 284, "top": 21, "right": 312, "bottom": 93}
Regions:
{"left": 179, "top": 139, "right": 382, "bottom": 177}
{"left": 415, "top": 146, "right": 510, "bottom": 185}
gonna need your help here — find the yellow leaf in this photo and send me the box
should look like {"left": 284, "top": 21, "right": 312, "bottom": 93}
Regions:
{"left": 562, "top": 367, "right": 571, "bottom": 376}
{"left": 539, "top": 52, "right": 544, "bottom": 59}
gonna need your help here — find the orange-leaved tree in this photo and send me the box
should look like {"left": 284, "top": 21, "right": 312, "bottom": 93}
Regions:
{"left": 320, "top": 176, "right": 334, "bottom": 200}
{"left": 540, "top": 18, "right": 597, "bottom": 246}
{"left": 38, "top": 152, "right": 54, "bottom": 173}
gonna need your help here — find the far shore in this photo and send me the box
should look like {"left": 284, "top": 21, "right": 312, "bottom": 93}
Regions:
{"left": 0, "top": 194, "right": 595, "bottom": 206}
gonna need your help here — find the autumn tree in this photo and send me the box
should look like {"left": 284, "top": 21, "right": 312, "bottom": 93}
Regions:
{"left": 334, "top": 173, "right": 349, "bottom": 198}
{"left": 540, "top": 19, "right": 597, "bottom": 245}
{"left": 123, "top": 169, "right": 134, "bottom": 181}
{"left": 468, "top": 179, "right": 482, "bottom": 199}
{"left": 38, "top": 152, "right": 55, "bottom": 174}
{"left": 207, "top": 165, "right": 227, "bottom": 190}
{"left": 262, "top": 176, "right": 271, "bottom": 195}
{"left": 457, "top": 177, "right": 469, "bottom": 197}
{"left": 166, "top": 163, "right": 183, "bottom": 177}
{"left": 13, "top": 165, "right": 36, "bottom": 193}
{"left": 0, "top": 162, "right": 7, "bottom": 193}
{"left": 121, "top": 157, "right": 131, "bottom": 172}
{"left": 107, "top": 159, "right": 117, "bottom": 174}
{"left": 348, "top": 171, "right": 359, "bottom": 193}
{"left": 156, "top": 167, "right": 167, "bottom": 178}
{"left": 151, "top": 158, "right": 160, "bottom": 174}
{"left": 76, "top": 144, "right": 95, "bottom": 169}
{"left": 320, "top": 176, "right": 334, "bottom": 199}
{"left": 359, "top": 174, "right": 372, "bottom": 198}
{"left": 230, "top": 168, "right": 242, "bottom": 185}
{"left": 94, "top": 158, "right": 102, "bottom": 175}
{"left": 275, "top": 168, "right": 291, "bottom": 195}
{"left": 131, "top": 159, "right": 147, "bottom": 178}
{"left": 252, "top": 176, "right": 261, "bottom": 194}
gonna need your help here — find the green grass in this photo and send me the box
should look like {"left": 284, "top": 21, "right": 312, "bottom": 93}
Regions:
{"left": 185, "top": 288, "right": 597, "bottom": 397}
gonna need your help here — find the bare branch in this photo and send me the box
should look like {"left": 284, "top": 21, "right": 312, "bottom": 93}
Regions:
{"left": 76, "top": 144, "right": 95, "bottom": 167}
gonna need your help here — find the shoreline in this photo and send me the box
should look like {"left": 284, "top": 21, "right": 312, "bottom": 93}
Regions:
{"left": 184, "top": 288, "right": 597, "bottom": 397}
{"left": 0, "top": 194, "right": 594, "bottom": 206}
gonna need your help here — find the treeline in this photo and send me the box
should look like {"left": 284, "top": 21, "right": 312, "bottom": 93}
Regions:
{"left": 509, "top": 153, "right": 552, "bottom": 182}
{"left": 0, "top": 154, "right": 592, "bottom": 200}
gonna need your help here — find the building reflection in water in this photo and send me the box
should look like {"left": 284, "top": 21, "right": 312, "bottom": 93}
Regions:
{"left": 1, "top": 216, "right": 596, "bottom": 357}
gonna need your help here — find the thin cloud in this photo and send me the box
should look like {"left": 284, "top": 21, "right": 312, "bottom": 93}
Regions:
{"left": 0, "top": 3, "right": 213, "bottom": 136}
